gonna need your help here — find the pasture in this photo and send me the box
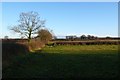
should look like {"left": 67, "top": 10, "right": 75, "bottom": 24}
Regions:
{"left": 2, "top": 45, "right": 119, "bottom": 79}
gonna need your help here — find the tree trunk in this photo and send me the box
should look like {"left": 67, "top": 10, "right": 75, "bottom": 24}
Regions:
{"left": 28, "top": 31, "right": 32, "bottom": 42}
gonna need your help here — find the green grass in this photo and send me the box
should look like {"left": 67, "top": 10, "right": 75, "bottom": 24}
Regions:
{"left": 41, "top": 45, "right": 118, "bottom": 53}
{"left": 3, "top": 45, "right": 119, "bottom": 79}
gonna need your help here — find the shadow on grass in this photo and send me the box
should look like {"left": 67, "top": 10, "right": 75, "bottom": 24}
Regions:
{"left": 2, "top": 42, "right": 29, "bottom": 71}
{"left": 2, "top": 50, "right": 118, "bottom": 79}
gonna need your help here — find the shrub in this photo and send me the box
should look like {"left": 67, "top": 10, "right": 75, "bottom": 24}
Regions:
{"left": 25, "top": 39, "right": 45, "bottom": 51}
{"left": 2, "top": 42, "right": 29, "bottom": 58}
{"left": 46, "top": 42, "right": 56, "bottom": 47}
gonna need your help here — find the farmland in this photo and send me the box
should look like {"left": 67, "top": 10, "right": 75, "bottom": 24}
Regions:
{"left": 2, "top": 44, "right": 119, "bottom": 79}
{"left": 2, "top": 3, "right": 119, "bottom": 79}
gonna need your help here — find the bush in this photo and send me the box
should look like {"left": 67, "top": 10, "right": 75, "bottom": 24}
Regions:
{"left": 46, "top": 42, "right": 56, "bottom": 47}
{"left": 2, "top": 42, "right": 29, "bottom": 58}
{"left": 38, "top": 29, "right": 53, "bottom": 44}
{"left": 25, "top": 39, "right": 45, "bottom": 51}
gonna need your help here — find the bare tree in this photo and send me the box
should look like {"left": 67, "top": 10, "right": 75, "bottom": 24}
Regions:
{"left": 38, "top": 29, "right": 53, "bottom": 44}
{"left": 11, "top": 11, "right": 45, "bottom": 42}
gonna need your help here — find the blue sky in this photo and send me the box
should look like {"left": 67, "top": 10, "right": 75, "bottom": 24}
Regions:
{"left": 1, "top": 2, "right": 118, "bottom": 38}
{"left": 1, "top": 0, "right": 119, "bottom": 2}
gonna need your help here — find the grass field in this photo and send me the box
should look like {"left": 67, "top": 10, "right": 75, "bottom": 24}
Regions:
{"left": 3, "top": 45, "right": 119, "bottom": 79}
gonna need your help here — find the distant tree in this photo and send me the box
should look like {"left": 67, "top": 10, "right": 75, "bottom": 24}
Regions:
{"left": 21, "top": 36, "right": 25, "bottom": 39}
{"left": 50, "top": 30, "right": 57, "bottom": 40}
{"left": 81, "top": 35, "right": 86, "bottom": 40}
{"left": 87, "top": 35, "right": 91, "bottom": 40}
{"left": 4, "top": 36, "right": 9, "bottom": 39}
{"left": 106, "top": 36, "right": 111, "bottom": 39}
{"left": 66, "top": 35, "right": 77, "bottom": 41}
{"left": 38, "top": 29, "right": 53, "bottom": 44}
{"left": 91, "top": 36, "right": 95, "bottom": 39}
{"left": 10, "top": 11, "right": 45, "bottom": 42}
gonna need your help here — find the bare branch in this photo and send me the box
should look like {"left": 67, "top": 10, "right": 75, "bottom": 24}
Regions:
{"left": 10, "top": 11, "right": 45, "bottom": 41}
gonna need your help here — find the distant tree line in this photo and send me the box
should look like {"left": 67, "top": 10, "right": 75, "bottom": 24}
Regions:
{"left": 66, "top": 35, "right": 97, "bottom": 41}
{"left": 52, "top": 35, "right": 119, "bottom": 41}
{"left": 53, "top": 40, "right": 120, "bottom": 45}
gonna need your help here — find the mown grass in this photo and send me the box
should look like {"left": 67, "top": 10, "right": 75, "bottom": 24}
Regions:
{"left": 2, "top": 45, "right": 119, "bottom": 79}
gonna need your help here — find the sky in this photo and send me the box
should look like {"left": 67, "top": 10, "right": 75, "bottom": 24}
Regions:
{"left": 1, "top": 0, "right": 119, "bottom": 2}
{"left": 1, "top": 2, "right": 118, "bottom": 38}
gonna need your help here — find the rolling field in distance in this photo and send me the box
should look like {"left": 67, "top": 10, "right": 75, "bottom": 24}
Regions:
{"left": 3, "top": 45, "right": 119, "bottom": 79}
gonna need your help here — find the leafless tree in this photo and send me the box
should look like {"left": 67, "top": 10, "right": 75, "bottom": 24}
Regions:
{"left": 11, "top": 11, "right": 45, "bottom": 42}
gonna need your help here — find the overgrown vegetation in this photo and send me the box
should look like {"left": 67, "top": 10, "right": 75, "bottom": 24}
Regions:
{"left": 26, "top": 39, "right": 45, "bottom": 51}
{"left": 2, "top": 39, "right": 45, "bottom": 69}
{"left": 2, "top": 42, "right": 29, "bottom": 68}
{"left": 37, "top": 29, "right": 53, "bottom": 44}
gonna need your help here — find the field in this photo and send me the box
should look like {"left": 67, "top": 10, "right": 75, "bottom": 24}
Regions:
{"left": 3, "top": 45, "right": 119, "bottom": 79}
